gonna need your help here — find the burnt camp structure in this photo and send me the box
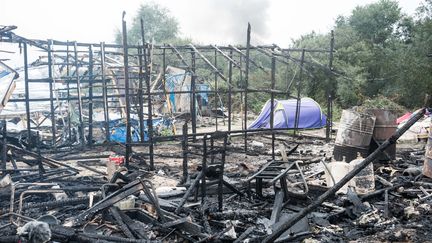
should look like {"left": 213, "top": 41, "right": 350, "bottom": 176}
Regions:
{"left": 0, "top": 16, "right": 431, "bottom": 243}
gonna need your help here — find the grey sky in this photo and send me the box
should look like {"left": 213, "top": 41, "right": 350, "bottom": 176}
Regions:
{"left": 0, "top": 0, "right": 424, "bottom": 46}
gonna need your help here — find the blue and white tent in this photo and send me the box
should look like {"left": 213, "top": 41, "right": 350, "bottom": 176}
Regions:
{"left": 249, "top": 97, "right": 327, "bottom": 129}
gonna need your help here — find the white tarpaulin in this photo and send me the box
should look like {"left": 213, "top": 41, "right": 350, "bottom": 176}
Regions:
{"left": 0, "top": 64, "right": 66, "bottom": 116}
{"left": 0, "top": 64, "right": 17, "bottom": 112}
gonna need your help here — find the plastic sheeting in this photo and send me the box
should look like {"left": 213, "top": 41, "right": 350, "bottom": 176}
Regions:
{"left": 165, "top": 67, "right": 191, "bottom": 113}
{"left": 249, "top": 97, "right": 327, "bottom": 129}
{"left": 164, "top": 66, "right": 210, "bottom": 115}
{"left": 109, "top": 118, "right": 173, "bottom": 143}
{"left": 0, "top": 61, "right": 17, "bottom": 111}
{"left": 0, "top": 65, "right": 66, "bottom": 115}
{"left": 0, "top": 72, "right": 16, "bottom": 110}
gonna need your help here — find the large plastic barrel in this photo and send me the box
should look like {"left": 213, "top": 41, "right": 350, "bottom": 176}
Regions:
{"left": 334, "top": 110, "right": 376, "bottom": 162}
{"left": 423, "top": 122, "right": 432, "bottom": 178}
{"left": 367, "top": 109, "right": 398, "bottom": 160}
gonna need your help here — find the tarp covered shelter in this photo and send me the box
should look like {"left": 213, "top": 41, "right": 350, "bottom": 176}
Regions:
{"left": 249, "top": 97, "right": 327, "bottom": 129}
{"left": 164, "top": 66, "right": 209, "bottom": 115}
{"left": 165, "top": 66, "right": 192, "bottom": 114}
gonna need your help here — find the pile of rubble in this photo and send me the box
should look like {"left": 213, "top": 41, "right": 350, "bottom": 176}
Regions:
{"left": 0, "top": 106, "right": 431, "bottom": 243}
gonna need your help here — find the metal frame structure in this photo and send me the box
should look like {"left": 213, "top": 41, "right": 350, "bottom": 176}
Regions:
{"left": 0, "top": 21, "right": 335, "bottom": 171}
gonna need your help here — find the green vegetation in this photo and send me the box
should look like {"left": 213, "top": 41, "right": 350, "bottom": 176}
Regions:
{"left": 361, "top": 96, "right": 406, "bottom": 112}
{"left": 118, "top": 1, "right": 432, "bottom": 116}
{"left": 294, "top": 0, "right": 432, "bottom": 110}
{"left": 115, "top": 3, "right": 188, "bottom": 44}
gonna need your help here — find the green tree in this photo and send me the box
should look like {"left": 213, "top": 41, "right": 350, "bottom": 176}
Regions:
{"left": 392, "top": 0, "right": 432, "bottom": 107}
{"left": 349, "top": 0, "right": 401, "bottom": 45}
{"left": 115, "top": 3, "right": 180, "bottom": 44}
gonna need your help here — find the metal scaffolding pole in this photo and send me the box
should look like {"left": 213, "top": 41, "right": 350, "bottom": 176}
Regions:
{"left": 2, "top": 121, "right": 6, "bottom": 170}
{"left": 214, "top": 49, "right": 218, "bottom": 131}
{"left": 74, "top": 42, "right": 86, "bottom": 145}
{"left": 101, "top": 42, "right": 110, "bottom": 141}
{"left": 293, "top": 49, "right": 305, "bottom": 136}
{"left": 122, "top": 12, "right": 132, "bottom": 168}
{"left": 23, "top": 43, "right": 31, "bottom": 148}
{"left": 244, "top": 23, "right": 251, "bottom": 154}
{"left": 66, "top": 42, "right": 72, "bottom": 141}
{"left": 142, "top": 20, "right": 155, "bottom": 170}
{"left": 228, "top": 50, "right": 233, "bottom": 132}
{"left": 190, "top": 51, "right": 197, "bottom": 141}
{"left": 146, "top": 58, "right": 155, "bottom": 170}
{"left": 326, "top": 30, "right": 335, "bottom": 141}
{"left": 47, "top": 40, "right": 56, "bottom": 147}
{"left": 182, "top": 123, "right": 188, "bottom": 181}
{"left": 137, "top": 47, "right": 145, "bottom": 142}
{"left": 88, "top": 45, "right": 94, "bottom": 145}
{"left": 270, "top": 53, "right": 276, "bottom": 160}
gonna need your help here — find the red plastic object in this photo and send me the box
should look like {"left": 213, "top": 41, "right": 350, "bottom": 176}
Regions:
{"left": 109, "top": 156, "right": 124, "bottom": 165}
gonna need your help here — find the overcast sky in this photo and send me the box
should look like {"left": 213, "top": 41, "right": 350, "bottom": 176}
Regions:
{"left": 0, "top": 0, "right": 424, "bottom": 46}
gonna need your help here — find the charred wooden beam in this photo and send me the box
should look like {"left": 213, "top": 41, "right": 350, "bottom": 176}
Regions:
{"left": 122, "top": 12, "right": 132, "bottom": 168}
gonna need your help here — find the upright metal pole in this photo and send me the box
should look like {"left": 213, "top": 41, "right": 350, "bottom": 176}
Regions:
{"left": 162, "top": 48, "right": 166, "bottom": 93}
{"left": 101, "top": 42, "right": 110, "bottom": 141}
{"left": 1, "top": 121, "right": 6, "bottom": 170}
{"left": 326, "top": 30, "right": 335, "bottom": 141}
{"left": 122, "top": 12, "right": 132, "bottom": 168}
{"left": 294, "top": 49, "right": 305, "bottom": 136}
{"left": 327, "top": 94, "right": 333, "bottom": 140}
{"left": 140, "top": 18, "right": 154, "bottom": 170}
{"left": 191, "top": 51, "right": 197, "bottom": 141}
{"left": 270, "top": 53, "right": 276, "bottom": 160}
{"left": 182, "top": 123, "right": 188, "bottom": 181}
{"left": 244, "top": 23, "right": 251, "bottom": 154}
{"left": 88, "top": 45, "right": 94, "bottom": 145}
{"left": 228, "top": 50, "right": 233, "bottom": 132}
{"left": 36, "top": 132, "right": 45, "bottom": 175}
{"left": 239, "top": 55, "right": 243, "bottom": 130}
{"left": 23, "top": 43, "right": 31, "bottom": 148}
{"left": 138, "top": 19, "right": 146, "bottom": 142}
{"left": 74, "top": 42, "right": 86, "bottom": 145}
{"left": 201, "top": 135, "right": 207, "bottom": 199}
{"left": 218, "top": 133, "right": 228, "bottom": 211}
{"left": 162, "top": 48, "right": 166, "bottom": 78}
{"left": 47, "top": 40, "right": 56, "bottom": 147}
{"left": 66, "top": 42, "right": 72, "bottom": 141}
{"left": 329, "top": 30, "right": 334, "bottom": 73}
{"left": 137, "top": 47, "right": 145, "bottom": 142}
{"left": 146, "top": 50, "right": 155, "bottom": 171}
{"left": 162, "top": 47, "right": 167, "bottom": 117}
{"left": 214, "top": 49, "right": 218, "bottom": 131}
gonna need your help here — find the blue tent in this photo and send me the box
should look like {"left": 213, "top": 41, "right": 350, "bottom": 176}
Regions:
{"left": 249, "top": 98, "right": 327, "bottom": 129}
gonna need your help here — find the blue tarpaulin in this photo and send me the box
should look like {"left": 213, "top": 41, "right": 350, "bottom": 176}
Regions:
{"left": 165, "top": 71, "right": 209, "bottom": 113}
{"left": 166, "top": 73, "right": 190, "bottom": 112}
{"left": 0, "top": 70, "right": 10, "bottom": 79}
{"left": 249, "top": 98, "right": 327, "bottom": 129}
{"left": 196, "top": 84, "right": 209, "bottom": 106}
{"left": 109, "top": 118, "right": 173, "bottom": 143}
